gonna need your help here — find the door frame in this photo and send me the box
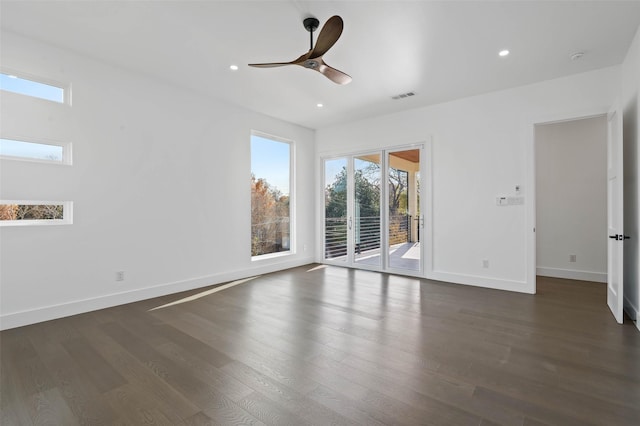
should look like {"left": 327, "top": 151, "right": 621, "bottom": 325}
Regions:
{"left": 320, "top": 141, "right": 432, "bottom": 277}
{"left": 525, "top": 107, "right": 610, "bottom": 295}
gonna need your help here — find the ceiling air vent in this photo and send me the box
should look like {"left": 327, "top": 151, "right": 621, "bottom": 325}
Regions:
{"left": 392, "top": 92, "right": 416, "bottom": 100}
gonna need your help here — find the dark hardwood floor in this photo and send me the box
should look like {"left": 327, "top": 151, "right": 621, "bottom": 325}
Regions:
{"left": 2, "top": 264, "right": 639, "bottom": 425}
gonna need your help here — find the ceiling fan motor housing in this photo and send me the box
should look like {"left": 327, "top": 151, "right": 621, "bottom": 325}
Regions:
{"left": 303, "top": 17, "right": 319, "bottom": 32}
{"left": 304, "top": 59, "right": 319, "bottom": 69}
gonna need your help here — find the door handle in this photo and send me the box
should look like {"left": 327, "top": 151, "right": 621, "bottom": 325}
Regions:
{"left": 348, "top": 217, "right": 352, "bottom": 230}
{"left": 609, "top": 234, "right": 631, "bottom": 240}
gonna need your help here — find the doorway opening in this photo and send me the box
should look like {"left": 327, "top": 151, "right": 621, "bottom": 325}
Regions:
{"left": 534, "top": 114, "right": 608, "bottom": 284}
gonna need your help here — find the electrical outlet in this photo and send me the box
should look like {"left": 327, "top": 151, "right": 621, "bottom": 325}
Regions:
{"left": 569, "top": 254, "right": 576, "bottom": 263}
{"left": 482, "top": 259, "right": 489, "bottom": 268}
{"left": 116, "top": 271, "right": 125, "bottom": 281}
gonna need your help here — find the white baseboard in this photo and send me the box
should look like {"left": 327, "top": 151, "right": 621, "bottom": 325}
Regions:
{"left": 626, "top": 300, "right": 640, "bottom": 333}
{"left": 624, "top": 294, "right": 639, "bottom": 322}
{"left": 427, "top": 270, "right": 533, "bottom": 294}
{"left": 0, "top": 256, "right": 315, "bottom": 331}
{"left": 536, "top": 267, "right": 607, "bottom": 283}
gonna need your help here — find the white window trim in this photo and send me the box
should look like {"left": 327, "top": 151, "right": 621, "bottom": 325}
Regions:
{"left": 250, "top": 130, "right": 296, "bottom": 261}
{"left": 1, "top": 68, "right": 72, "bottom": 106}
{"left": 0, "top": 200, "right": 73, "bottom": 227}
{"left": 0, "top": 137, "right": 72, "bottom": 165}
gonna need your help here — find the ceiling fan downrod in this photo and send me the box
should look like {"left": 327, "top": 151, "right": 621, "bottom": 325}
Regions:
{"left": 303, "top": 17, "right": 320, "bottom": 51}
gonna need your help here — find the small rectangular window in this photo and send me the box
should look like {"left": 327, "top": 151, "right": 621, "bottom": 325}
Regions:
{"left": 0, "top": 138, "right": 70, "bottom": 164}
{"left": 251, "top": 133, "right": 293, "bottom": 258}
{"left": 0, "top": 201, "right": 73, "bottom": 226}
{"left": 0, "top": 72, "right": 65, "bottom": 103}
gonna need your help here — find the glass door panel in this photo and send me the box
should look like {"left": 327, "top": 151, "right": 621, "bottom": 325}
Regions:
{"left": 388, "top": 149, "right": 421, "bottom": 271}
{"left": 324, "top": 158, "right": 348, "bottom": 262}
{"left": 354, "top": 154, "right": 381, "bottom": 266}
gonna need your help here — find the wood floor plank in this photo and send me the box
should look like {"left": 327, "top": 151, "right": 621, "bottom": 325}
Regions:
{"left": 103, "top": 383, "right": 178, "bottom": 426}
{"left": 221, "top": 360, "right": 360, "bottom": 426}
{"left": 78, "top": 325, "right": 201, "bottom": 422}
{"left": 26, "top": 388, "right": 79, "bottom": 426}
{"left": 309, "top": 354, "right": 483, "bottom": 426}
{"left": 462, "top": 360, "right": 640, "bottom": 425}
{"left": 305, "top": 385, "right": 389, "bottom": 426}
{"left": 100, "top": 322, "right": 218, "bottom": 406}
{"left": 236, "top": 391, "right": 311, "bottom": 426}
{"left": 1, "top": 331, "right": 56, "bottom": 398}
{"left": 338, "top": 353, "right": 525, "bottom": 426}
{"left": 60, "top": 337, "right": 127, "bottom": 393}
{"left": 2, "top": 265, "right": 639, "bottom": 425}
{"left": 27, "top": 330, "right": 118, "bottom": 425}
{"left": 201, "top": 402, "right": 267, "bottom": 426}
{"left": 154, "top": 340, "right": 254, "bottom": 402}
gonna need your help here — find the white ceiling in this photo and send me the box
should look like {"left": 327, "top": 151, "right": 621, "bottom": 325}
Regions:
{"left": 2, "top": 1, "right": 640, "bottom": 129}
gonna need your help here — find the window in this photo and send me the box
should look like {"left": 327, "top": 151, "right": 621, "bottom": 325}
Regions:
{"left": 251, "top": 133, "right": 293, "bottom": 258}
{"left": 0, "top": 72, "right": 66, "bottom": 103}
{"left": 0, "top": 138, "right": 71, "bottom": 164}
{"left": 0, "top": 201, "right": 73, "bottom": 226}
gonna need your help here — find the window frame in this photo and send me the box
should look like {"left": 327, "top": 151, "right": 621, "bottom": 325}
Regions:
{"left": 250, "top": 130, "right": 295, "bottom": 260}
{"left": 0, "top": 137, "right": 72, "bottom": 165}
{"left": 0, "top": 200, "right": 74, "bottom": 227}
{"left": 0, "top": 69, "right": 71, "bottom": 105}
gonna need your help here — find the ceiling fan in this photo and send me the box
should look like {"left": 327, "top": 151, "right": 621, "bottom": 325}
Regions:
{"left": 249, "top": 15, "right": 352, "bottom": 85}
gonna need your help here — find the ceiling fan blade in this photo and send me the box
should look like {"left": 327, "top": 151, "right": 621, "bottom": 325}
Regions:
{"left": 317, "top": 63, "right": 352, "bottom": 85}
{"left": 249, "top": 51, "right": 310, "bottom": 68}
{"left": 310, "top": 15, "right": 343, "bottom": 58}
{"left": 248, "top": 62, "right": 293, "bottom": 68}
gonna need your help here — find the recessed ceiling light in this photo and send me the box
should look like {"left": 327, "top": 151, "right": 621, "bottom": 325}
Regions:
{"left": 229, "top": 65, "right": 239, "bottom": 71}
{"left": 317, "top": 103, "right": 324, "bottom": 108}
{"left": 499, "top": 49, "right": 510, "bottom": 57}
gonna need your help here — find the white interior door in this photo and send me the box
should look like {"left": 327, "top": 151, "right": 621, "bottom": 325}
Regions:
{"left": 607, "top": 106, "right": 624, "bottom": 324}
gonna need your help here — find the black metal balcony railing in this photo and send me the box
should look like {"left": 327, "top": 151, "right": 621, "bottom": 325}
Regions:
{"left": 325, "top": 214, "right": 411, "bottom": 258}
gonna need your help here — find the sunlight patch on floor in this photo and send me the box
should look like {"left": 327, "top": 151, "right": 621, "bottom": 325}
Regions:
{"left": 307, "top": 265, "right": 328, "bottom": 272}
{"left": 148, "top": 276, "right": 259, "bottom": 311}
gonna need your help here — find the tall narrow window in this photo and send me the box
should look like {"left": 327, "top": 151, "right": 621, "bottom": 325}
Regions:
{"left": 251, "top": 133, "right": 292, "bottom": 258}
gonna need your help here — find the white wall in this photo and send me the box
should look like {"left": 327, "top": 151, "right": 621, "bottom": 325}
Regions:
{"left": 317, "top": 66, "right": 620, "bottom": 293}
{"left": 621, "top": 26, "right": 640, "bottom": 326}
{"left": 535, "top": 116, "right": 607, "bottom": 282}
{"left": 0, "top": 32, "right": 316, "bottom": 330}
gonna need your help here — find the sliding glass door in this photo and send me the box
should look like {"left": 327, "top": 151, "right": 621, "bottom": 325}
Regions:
{"left": 354, "top": 154, "right": 382, "bottom": 266}
{"left": 324, "top": 158, "right": 348, "bottom": 262}
{"left": 387, "top": 149, "right": 421, "bottom": 272}
{"left": 323, "top": 146, "right": 424, "bottom": 275}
